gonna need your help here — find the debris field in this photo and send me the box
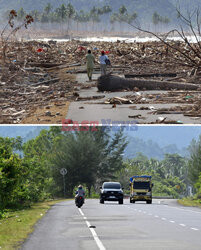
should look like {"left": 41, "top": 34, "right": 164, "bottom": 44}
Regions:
{"left": 0, "top": 39, "right": 201, "bottom": 124}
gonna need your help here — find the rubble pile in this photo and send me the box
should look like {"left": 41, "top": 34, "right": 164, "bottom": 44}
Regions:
{"left": 0, "top": 39, "right": 201, "bottom": 123}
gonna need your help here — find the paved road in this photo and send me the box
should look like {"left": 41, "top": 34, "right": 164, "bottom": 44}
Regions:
{"left": 66, "top": 74, "right": 201, "bottom": 124}
{"left": 22, "top": 199, "right": 201, "bottom": 250}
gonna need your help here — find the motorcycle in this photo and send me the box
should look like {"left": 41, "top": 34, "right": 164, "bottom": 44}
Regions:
{"left": 75, "top": 196, "right": 84, "bottom": 208}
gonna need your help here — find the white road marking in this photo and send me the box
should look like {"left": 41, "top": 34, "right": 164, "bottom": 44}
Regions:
{"left": 161, "top": 218, "right": 167, "bottom": 220}
{"left": 154, "top": 215, "right": 159, "bottom": 218}
{"left": 148, "top": 213, "right": 152, "bottom": 215}
{"left": 191, "top": 227, "right": 199, "bottom": 231}
{"left": 139, "top": 210, "right": 142, "bottom": 212}
{"left": 179, "top": 224, "right": 186, "bottom": 227}
{"left": 143, "top": 211, "right": 147, "bottom": 214}
{"left": 78, "top": 208, "right": 106, "bottom": 250}
{"left": 169, "top": 220, "right": 175, "bottom": 223}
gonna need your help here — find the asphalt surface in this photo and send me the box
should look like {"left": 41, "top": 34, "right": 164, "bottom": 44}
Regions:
{"left": 22, "top": 199, "right": 201, "bottom": 250}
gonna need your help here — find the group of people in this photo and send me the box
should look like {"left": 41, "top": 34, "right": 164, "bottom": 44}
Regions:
{"left": 86, "top": 50, "right": 110, "bottom": 81}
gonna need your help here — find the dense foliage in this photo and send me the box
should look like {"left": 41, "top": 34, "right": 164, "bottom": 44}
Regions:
{"left": 0, "top": 127, "right": 127, "bottom": 214}
{"left": 116, "top": 153, "right": 188, "bottom": 198}
{"left": 188, "top": 136, "right": 201, "bottom": 198}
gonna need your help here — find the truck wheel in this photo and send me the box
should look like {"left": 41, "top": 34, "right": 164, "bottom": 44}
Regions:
{"left": 147, "top": 200, "right": 152, "bottom": 204}
{"left": 119, "top": 199, "right": 123, "bottom": 204}
{"left": 130, "top": 198, "right": 132, "bottom": 203}
{"left": 100, "top": 199, "right": 104, "bottom": 204}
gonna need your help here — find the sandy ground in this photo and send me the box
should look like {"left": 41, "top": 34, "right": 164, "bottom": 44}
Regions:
{"left": 21, "top": 101, "right": 70, "bottom": 124}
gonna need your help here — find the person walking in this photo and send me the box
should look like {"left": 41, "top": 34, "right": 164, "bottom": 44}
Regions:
{"left": 86, "top": 50, "right": 95, "bottom": 81}
{"left": 99, "top": 51, "right": 110, "bottom": 76}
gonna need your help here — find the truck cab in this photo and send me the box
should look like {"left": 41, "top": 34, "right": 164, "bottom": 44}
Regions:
{"left": 130, "top": 175, "right": 153, "bottom": 204}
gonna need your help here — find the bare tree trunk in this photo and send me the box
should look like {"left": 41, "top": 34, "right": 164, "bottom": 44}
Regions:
{"left": 97, "top": 74, "right": 199, "bottom": 91}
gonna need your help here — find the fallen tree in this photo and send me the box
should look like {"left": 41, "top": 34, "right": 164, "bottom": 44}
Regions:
{"left": 97, "top": 74, "right": 199, "bottom": 91}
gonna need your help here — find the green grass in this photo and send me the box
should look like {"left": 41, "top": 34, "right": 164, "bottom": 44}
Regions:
{"left": 178, "top": 197, "right": 201, "bottom": 208}
{"left": 0, "top": 199, "right": 68, "bottom": 250}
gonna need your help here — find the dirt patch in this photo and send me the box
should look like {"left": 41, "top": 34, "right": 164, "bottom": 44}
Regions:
{"left": 21, "top": 101, "right": 70, "bottom": 124}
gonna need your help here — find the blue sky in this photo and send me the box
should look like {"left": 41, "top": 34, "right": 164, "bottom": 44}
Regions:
{"left": 125, "top": 126, "right": 201, "bottom": 148}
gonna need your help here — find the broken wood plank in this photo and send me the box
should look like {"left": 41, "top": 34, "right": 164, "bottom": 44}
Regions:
{"left": 76, "top": 95, "right": 105, "bottom": 101}
{"left": 46, "top": 63, "right": 81, "bottom": 71}
{"left": 32, "top": 78, "right": 60, "bottom": 86}
{"left": 28, "top": 62, "right": 63, "bottom": 68}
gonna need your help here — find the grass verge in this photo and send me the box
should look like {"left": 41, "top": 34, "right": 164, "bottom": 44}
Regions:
{"left": 178, "top": 197, "right": 201, "bottom": 208}
{"left": 0, "top": 199, "right": 68, "bottom": 250}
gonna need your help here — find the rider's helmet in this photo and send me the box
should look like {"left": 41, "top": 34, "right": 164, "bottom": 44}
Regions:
{"left": 78, "top": 185, "right": 82, "bottom": 190}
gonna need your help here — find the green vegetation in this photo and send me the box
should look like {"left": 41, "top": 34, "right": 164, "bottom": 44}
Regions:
{"left": 0, "top": 199, "right": 67, "bottom": 249}
{"left": 110, "top": 5, "right": 137, "bottom": 26}
{"left": 178, "top": 197, "right": 201, "bottom": 208}
{"left": 188, "top": 136, "right": 201, "bottom": 199}
{"left": 1, "top": 0, "right": 200, "bottom": 27}
{"left": 0, "top": 1, "right": 180, "bottom": 34}
{"left": 0, "top": 127, "right": 127, "bottom": 215}
{"left": 116, "top": 153, "right": 188, "bottom": 198}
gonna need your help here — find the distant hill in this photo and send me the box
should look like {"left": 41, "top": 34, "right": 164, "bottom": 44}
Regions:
{"left": 0, "top": 0, "right": 200, "bottom": 23}
{"left": 0, "top": 126, "right": 190, "bottom": 159}
{"left": 124, "top": 136, "right": 189, "bottom": 160}
{"left": 0, "top": 126, "right": 47, "bottom": 141}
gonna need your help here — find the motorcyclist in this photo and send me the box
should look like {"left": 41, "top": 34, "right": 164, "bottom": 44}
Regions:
{"left": 75, "top": 185, "right": 85, "bottom": 204}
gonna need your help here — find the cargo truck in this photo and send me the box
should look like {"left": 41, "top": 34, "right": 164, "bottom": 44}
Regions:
{"left": 130, "top": 175, "right": 153, "bottom": 204}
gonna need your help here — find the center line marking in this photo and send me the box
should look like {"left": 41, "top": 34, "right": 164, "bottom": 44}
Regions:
{"left": 162, "top": 218, "right": 167, "bottom": 220}
{"left": 179, "top": 224, "right": 186, "bottom": 227}
{"left": 170, "top": 220, "right": 175, "bottom": 223}
{"left": 78, "top": 208, "right": 106, "bottom": 250}
{"left": 191, "top": 227, "right": 199, "bottom": 231}
{"left": 155, "top": 215, "right": 159, "bottom": 218}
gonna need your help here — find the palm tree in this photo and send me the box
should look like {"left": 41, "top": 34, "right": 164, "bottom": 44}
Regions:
{"left": 44, "top": 3, "right": 52, "bottom": 15}
{"left": 55, "top": 4, "right": 67, "bottom": 34}
{"left": 17, "top": 8, "right": 26, "bottom": 21}
{"left": 66, "top": 3, "right": 75, "bottom": 37}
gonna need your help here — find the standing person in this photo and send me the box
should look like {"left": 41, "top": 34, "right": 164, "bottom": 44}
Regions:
{"left": 86, "top": 50, "right": 95, "bottom": 81}
{"left": 99, "top": 51, "right": 110, "bottom": 76}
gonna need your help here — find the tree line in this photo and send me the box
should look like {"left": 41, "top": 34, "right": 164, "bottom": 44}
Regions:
{"left": 1, "top": 127, "right": 201, "bottom": 217}
{"left": 0, "top": 127, "right": 127, "bottom": 214}
{"left": 13, "top": 3, "right": 170, "bottom": 32}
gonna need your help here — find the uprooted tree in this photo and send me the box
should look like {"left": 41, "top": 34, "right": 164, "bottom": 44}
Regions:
{"left": 117, "top": 5, "right": 201, "bottom": 73}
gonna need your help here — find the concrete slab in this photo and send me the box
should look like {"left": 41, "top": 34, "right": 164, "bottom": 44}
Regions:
{"left": 66, "top": 102, "right": 201, "bottom": 124}
{"left": 66, "top": 74, "right": 201, "bottom": 124}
